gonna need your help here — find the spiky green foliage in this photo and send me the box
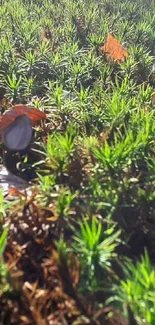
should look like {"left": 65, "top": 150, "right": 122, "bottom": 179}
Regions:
{"left": 72, "top": 217, "right": 121, "bottom": 292}
{"left": 108, "top": 249, "right": 155, "bottom": 324}
{"left": 0, "top": 228, "right": 10, "bottom": 296}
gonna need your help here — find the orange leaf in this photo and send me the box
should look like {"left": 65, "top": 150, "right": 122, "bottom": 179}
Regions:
{"left": 8, "top": 187, "right": 25, "bottom": 197}
{"left": 0, "top": 104, "right": 46, "bottom": 130}
{"left": 103, "top": 34, "right": 128, "bottom": 63}
{"left": 12, "top": 104, "right": 46, "bottom": 125}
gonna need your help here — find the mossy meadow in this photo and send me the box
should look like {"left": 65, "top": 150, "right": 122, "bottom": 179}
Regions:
{"left": 1, "top": 0, "right": 155, "bottom": 324}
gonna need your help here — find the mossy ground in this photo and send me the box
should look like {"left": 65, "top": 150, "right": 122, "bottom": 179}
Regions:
{"left": 1, "top": 0, "right": 155, "bottom": 324}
